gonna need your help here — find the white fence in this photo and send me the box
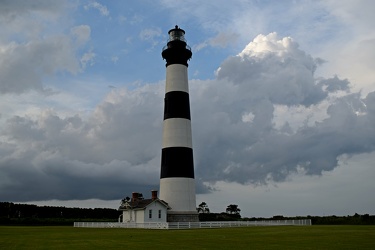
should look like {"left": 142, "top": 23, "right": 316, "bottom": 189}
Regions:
{"left": 168, "top": 220, "right": 311, "bottom": 229}
{"left": 74, "top": 219, "right": 311, "bottom": 229}
{"left": 74, "top": 222, "right": 168, "bottom": 229}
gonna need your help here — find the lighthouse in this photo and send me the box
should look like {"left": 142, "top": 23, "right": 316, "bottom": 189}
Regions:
{"left": 160, "top": 26, "right": 198, "bottom": 222}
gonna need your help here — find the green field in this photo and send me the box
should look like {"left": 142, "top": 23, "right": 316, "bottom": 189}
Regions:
{"left": 0, "top": 225, "right": 374, "bottom": 249}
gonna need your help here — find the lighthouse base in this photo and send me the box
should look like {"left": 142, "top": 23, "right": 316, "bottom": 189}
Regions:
{"left": 167, "top": 211, "right": 199, "bottom": 222}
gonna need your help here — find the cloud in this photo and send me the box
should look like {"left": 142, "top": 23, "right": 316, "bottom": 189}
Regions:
{"left": 0, "top": 85, "right": 164, "bottom": 201}
{"left": 117, "top": 15, "right": 127, "bottom": 24}
{"left": 0, "top": 0, "right": 91, "bottom": 95}
{"left": 317, "top": 75, "right": 350, "bottom": 92}
{"left": 0, "top": 0, "right": 68, "bottom": 17}
{"left": 0, "top": 0, "right": 71, "bottom": 42}
{"left": 193, "top": 31, "right": 239, "bottom": 51}
{"left": 139, "top": 28, "right": 161, "bottom": 41}
{"left": 0, "top": 1, "right": 90, "bottom": 95}
{"left": 323, "top": 0, "right": 375, "bottom": 33}
{"left": 190, "top": 33, "right": 372, "bottom": 185}
{"left": 139, "top": 28, "right": 162, "bottom": 48}
{"left": 80, "top": 51, "right": 96, "bottom": 69}
{"left": 216, "top": 33, "right": 328, "bottom": 106}
{"left": 84, "top": 1, "right": 109, "bottom": 17}
{"left": 111, "top": 56, "right": 119, "bottom": 64}
{"left": 0, "top": 37, "right": 80, "bottom": 94}
{"left": 71, "top": 25, "right": 91, "bottom": 46}
{"left": 192, "top": 88, "right": 374, "bottom": 185}
{"left": 1, "top": 32, "right": 375, "bottom": 202}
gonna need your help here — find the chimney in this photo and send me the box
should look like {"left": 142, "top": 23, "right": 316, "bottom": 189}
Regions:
{"left": 151, "top": 190, "right": 158, "bottom": 200}
{"left": 132, "top": 192, "right": 139, "bottom": 202}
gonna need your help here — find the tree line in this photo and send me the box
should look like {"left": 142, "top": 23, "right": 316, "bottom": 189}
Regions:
{"left": 0, "top": 202, "right": 118, "bottom": 225}
{"left": 1, "top": 201, "right": 374, "bottom": 225}
{"left": 196, "top": 202, "right": 375, "bottom": 225}
{"left": 243, "top": 214, "right": 375, "bottom": 225}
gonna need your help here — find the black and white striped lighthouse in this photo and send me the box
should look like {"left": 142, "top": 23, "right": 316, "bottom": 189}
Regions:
{"left": 160, "top": 26, "right": 198, "bottom": 222}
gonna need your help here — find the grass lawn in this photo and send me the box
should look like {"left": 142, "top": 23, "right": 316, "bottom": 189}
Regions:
{"left": 0, "top": 225, "right": 374, "bottom": 249}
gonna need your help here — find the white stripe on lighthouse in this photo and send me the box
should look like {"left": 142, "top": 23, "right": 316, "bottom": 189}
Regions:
{"left": 159, "top": 178, "right": 196, "bottom": 211}
{"left": 165, "top": 64, "right": 189, "bottom": 93}
{"left": 162, "top": 118, "right": 192, "bottom": 148}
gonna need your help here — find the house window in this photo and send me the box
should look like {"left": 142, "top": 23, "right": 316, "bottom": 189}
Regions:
{"left": 149, "top": 209, "right": 152, "bottom": 219}
{"left": 158, "top": 210, "right": 162, "bottom": 219}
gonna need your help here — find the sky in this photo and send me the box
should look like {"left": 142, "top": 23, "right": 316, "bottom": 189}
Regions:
{"left": 1, "top": 0, "right": 374, "bottom": 218}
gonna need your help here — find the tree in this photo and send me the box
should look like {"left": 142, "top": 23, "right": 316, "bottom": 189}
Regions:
{"left": 226, "top": 204, "right": 241, "bottom": 215}
{"left": 197, "top": 202, "right": 210, "bottom": 214}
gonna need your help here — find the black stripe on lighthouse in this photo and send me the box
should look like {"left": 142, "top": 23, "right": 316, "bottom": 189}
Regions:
{"left": 160, "top": 147, "right": 194, "bottom": 178}
{"left": 164, "top": 91, "right": 191, "bottom": 120}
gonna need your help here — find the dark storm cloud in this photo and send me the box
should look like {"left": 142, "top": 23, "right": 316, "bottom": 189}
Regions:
{"left": 1, "top": 32, "right": 374, "bottom": 201}
{"left": 0, "top": 86, "right": 163, "bottom": 201}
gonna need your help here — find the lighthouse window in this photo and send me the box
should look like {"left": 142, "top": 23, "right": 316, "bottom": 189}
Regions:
{"left": 149, "top": 209, "right": 152, "bottom": 219}
{"left": 158, "top": 210, "right": 162, "bottom": 219}
{"left": 169, "top": 30, "right": 185, "bottom": 41}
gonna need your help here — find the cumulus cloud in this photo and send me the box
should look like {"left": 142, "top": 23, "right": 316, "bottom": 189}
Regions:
{"left": 191, "top": 33, "right": 370, "bottom": 185}
{"left": 216, "top": 33, "right": 329, "bottom": 107}
{"left": 1, "top": 32, "right": 375, "bottom": 201}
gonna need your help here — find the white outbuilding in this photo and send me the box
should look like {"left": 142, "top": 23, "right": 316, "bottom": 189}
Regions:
{"left": 118, "top": 191, "right": 170, "bottom": 223}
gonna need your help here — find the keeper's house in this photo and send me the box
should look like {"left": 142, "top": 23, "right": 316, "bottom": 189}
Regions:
{"left": 118, "top": 191, "right": 170, "bottom": 223}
